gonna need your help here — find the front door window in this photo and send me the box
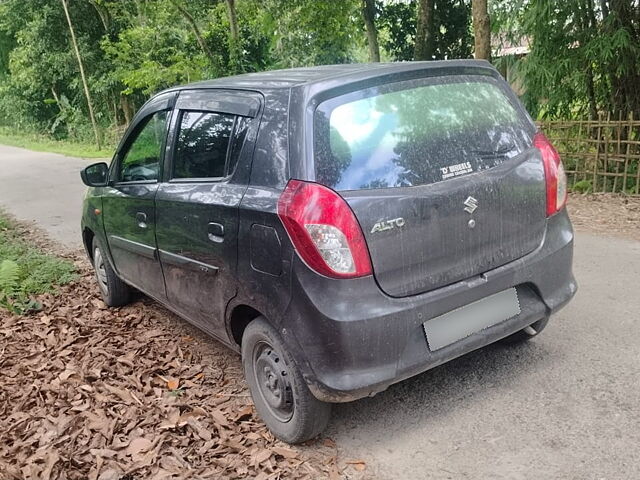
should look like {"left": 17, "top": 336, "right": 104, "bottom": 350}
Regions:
{"left": 119, "top": 111, "right": 168, "bottom": 182}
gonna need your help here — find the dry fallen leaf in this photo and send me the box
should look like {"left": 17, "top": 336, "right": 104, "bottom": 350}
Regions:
{"left": 126, "top": 437, "right": 152, "bottom": 457}
{"left": 346, "top": 459, "right": 367, "bottom": 471}
{"left": 254, "top": 449, "right": 272, "bottom": 464}
{"left": 235, "top": 405, "right": 253, "bottom": 422}
{"left": 166, "top": 378, "right": 179, "bottom": 390}
{"left": 273, "top": 446, "right": 298, "bottom": 459}
{"left": 323, "top": 438, "right": 337, "bottom": 448}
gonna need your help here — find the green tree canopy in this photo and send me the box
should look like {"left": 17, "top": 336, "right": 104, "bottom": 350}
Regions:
{"left": 0, "top": 0, "right": 638, "bottom": 146}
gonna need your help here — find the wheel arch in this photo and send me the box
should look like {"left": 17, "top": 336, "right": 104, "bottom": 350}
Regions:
{"left": 83, "top": 226, "right": 95, "bottom": 262}
{"left": 227, "top": 303, "right": 264, "bottom": 347}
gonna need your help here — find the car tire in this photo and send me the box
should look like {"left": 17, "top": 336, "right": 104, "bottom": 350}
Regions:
{"left": 500, "top": 317, "right": 549, "bottom": 345}
{"left": 92, "top": 237, "right": 131, "bottom": 307}
{"left": 241, "top": 316, "right": 331, "bottom": 444}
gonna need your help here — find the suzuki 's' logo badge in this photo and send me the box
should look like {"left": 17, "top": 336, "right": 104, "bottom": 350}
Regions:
{"left": 463, "top": 196, "right": 479, "bottom": 214}
{"left": 371, "top": 217, "right": 406, "bottom": 234}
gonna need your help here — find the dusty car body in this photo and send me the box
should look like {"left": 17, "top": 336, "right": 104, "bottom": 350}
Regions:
{"left": 81, "top": 61, "right": 577, "bottom": 443}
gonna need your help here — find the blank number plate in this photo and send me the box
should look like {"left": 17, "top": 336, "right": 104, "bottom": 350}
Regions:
{"left": 423, "top": 287, "right": 521, "bottom": 351}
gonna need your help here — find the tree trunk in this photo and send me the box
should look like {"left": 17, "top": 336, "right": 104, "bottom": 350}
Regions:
{"left": 362, "top": 0, "right": 380, "bottom": 62}
{"left": 120, "top": 95, "right": 134, "bottom": 126}
{"left": 51, "top": 87, "right": 63, "bottom": 114}
{"left": 414, "top": 0, "right": 434, "bottom": 60}
{"left": 61, "top": 0, "right": 101, "bottom": 150}
{"left": 609, "top": 0, "right": 640, "bottom": 115}
{"left": 225, "top": 0, "right": 241, "bottom": 72}
{"left": 171, "top": 1, "right": 216, "bottom": 65}
{"left": 225, "top": 0, "right": 239, "bottom": 43}
{"left": 472, "top": 0, "right": 491, "bottom": 61}
{"left": 578, "top": 0, "right": 598, "bottom": 119}
{"left": 89, "top": 0, "right": 110, "bottom": 32}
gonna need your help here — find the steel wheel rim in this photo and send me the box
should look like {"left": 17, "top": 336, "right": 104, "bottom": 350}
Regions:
{"left": 252, "top": 341, "right": 294, "bottom": 423}
{"left": 93, "top": 247, "right": 109, "bottom": 295}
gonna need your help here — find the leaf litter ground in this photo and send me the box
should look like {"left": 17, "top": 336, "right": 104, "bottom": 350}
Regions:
{"left": 0, "top": 219, "right": 367, "bottom": 479}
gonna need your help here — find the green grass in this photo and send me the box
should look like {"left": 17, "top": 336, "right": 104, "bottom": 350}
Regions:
{"left": 0, "top": 213, "right": 77, "bottom": 314}
{"left": 0, "top": 127, "right": 114, "bottom": 158}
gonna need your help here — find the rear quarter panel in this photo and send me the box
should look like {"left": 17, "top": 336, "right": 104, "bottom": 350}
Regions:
{"left": 229, "top": 90, "right": 296, "bottom": 340}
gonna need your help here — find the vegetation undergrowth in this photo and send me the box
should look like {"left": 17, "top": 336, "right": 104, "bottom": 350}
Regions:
{"left": 0, "top": 213, "right": 77, "bottom": 314}
{"left": 0, "top": 127, "right": 114, "bottom": 159}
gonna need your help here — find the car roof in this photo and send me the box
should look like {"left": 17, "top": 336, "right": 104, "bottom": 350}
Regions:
{"left": 175, "top": 60, "right": 495, "bottom": 92}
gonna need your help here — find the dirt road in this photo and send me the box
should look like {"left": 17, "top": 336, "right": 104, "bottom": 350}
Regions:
{"left": 1, "top": 144, "right": 639, "bottom": 479}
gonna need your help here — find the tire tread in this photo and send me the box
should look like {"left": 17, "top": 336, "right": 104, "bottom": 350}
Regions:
{"left": 242, "top": 317, "right": 331, "bottom": 444}
{"left": 92, "top": 237, "right": 131, "bottom": 307}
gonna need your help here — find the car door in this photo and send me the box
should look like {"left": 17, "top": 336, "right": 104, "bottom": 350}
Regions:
{"left": 101, "top": 92, "right": 175, "bottom": 299}
{"left": 155, "top": 89, "right": 262, "bottom": 339}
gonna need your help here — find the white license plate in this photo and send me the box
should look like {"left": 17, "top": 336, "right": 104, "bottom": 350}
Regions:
{"left": 423, "top": 287, "right": 520, "bottom": 351}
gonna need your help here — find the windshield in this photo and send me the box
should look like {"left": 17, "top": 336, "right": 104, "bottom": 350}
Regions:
{"left": 313, "top": 76, "right": 533, "bottom": 190}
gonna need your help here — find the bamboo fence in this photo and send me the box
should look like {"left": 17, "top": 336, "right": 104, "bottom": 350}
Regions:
{"left": 538, "top": 113, "right": 640, "bottom": 195}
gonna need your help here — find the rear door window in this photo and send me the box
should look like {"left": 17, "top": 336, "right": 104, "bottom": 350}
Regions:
{"left": 314, "top": 76, "right": 532, "bottom": 190}
{"left": 173, "top": 111, "right": 235, "bottom": 179}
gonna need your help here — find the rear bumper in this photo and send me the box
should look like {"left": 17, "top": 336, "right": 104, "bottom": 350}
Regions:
{"left": 281, "top": 209, "right": 577, "bottom": 403}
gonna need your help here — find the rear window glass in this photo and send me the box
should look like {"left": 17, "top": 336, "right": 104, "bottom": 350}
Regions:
{"left": 314, "top": 77, "right": 532, "bottom": 190}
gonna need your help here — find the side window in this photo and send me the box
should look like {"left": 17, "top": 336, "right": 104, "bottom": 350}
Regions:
{"left": 173, "top": 111, "right": 235, "bottom": 179}
{"left": 119, "top": 111, "right": 168, "bottom": 182}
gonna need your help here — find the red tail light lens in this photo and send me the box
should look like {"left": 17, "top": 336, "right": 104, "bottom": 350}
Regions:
{"left": 277, "top": 180, "right": 373, "bottom": 278}
{"left": 534, "top": 132, "right": 567, "bottom": 216}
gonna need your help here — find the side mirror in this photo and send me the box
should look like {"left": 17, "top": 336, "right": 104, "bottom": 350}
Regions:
{"left": 81, "top": 162, "right": 109, "bottom": 187}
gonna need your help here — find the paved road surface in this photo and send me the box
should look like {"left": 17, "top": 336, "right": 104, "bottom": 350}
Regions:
{"left": 1, "top": 144, "right": 639, "bottom": 479}
{"left": 0, "top": 145, "right": 94, "bottom": 249}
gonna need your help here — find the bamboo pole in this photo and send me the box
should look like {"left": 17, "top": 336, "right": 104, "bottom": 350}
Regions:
{"left": 613, "top": 111, "right": 622, "bottom": 192}
{"left": 634, "top": 112, "right": 640, "bottom": 195}
{"left": 577, "top": 119, "right": 584, "bottom": 186}
{"left": 592, "top": 116, "right": 599, "bottom": 192}
{"left": 61, "top": 0, "right": 102, "bottom": 150}
{"left": 603, "top": 112, "right": 610, "bottom": 192}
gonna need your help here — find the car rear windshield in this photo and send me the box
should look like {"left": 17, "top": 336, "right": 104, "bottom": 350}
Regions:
{"left": 313, "top": 76, "right": 533, "bottom": 191}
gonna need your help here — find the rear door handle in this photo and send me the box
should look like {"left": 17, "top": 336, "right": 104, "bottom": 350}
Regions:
{"left": 136, "top": 212, "right": 148, "bottom": 229}
{"left": 207, "top": 222, "right": 224, "bottom": 243}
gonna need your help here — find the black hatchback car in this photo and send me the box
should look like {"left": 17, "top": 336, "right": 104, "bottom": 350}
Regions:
{"left": 81, "top": 61, "right": 577, "bottom": 443}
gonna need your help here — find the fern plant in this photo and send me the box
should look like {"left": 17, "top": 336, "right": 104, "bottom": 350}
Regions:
{"left": 0, "top": 259, "right": 20, "bottom": 293}
{"left": 0, "top": 259, "right": 41, "bottom": 314}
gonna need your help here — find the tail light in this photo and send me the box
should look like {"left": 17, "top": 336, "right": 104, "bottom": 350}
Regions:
{"left": 534, "top": 132, "right": 567, "bottom": 216}
{"left": 277, "top": 180, "right": 372, "bottom": 278}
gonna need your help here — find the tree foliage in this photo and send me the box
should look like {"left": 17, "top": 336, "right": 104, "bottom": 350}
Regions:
{"left": 380, "top": 0, "right": 472, "bottom": 61}
{"left": 0, "top": 0, "right": 638, "bottom": 146}
{"left": 493, "top": 0, "right": 640, "bottom": 119}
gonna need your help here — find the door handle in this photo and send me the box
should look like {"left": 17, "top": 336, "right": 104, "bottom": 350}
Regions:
{"left": 136, "top": 212, "right": 148, "bottom": 229}
{"left": 207, "top": 222, "right": 224, "bottom": 243}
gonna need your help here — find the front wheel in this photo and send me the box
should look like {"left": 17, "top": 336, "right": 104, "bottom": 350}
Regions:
{"left": 500, "top": 317, "right": 549, "bottom": 345}
{"left": 241, "top": 317, "right": 331, "bottom": 444}
{"left": 92, "top": 237, "right": 131, "bottom": 307}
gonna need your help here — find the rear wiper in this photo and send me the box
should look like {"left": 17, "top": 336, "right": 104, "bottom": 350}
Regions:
{"left": 471, "top": 144, "right": 517, "bottom": 156}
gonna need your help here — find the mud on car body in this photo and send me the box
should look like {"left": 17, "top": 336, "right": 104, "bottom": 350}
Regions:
{"left": 81, "top": 61, "right": 577, "bottom": 443}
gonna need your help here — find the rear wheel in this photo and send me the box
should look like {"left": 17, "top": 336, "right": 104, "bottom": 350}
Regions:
{"left": 500, "top": 317, "right": 549, "bottom": 345}
{"left": 241, "top": 317, "right": 331, "bottom": 444}
{"left": 92, "top": 237, "right": 131, "bottom": 307}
